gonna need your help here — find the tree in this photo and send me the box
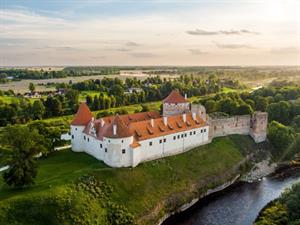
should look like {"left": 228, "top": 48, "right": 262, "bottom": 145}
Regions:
{"left": 86, "top": 95, "right": 93, "bottom": 108}
{"left": 65, "top": 89, "right": 79, "bottom": 112}
{"left": 267, "top": 121, "right": 295, "bottom": 157}
{"left": 235, "top": 104, "right": 253, "bottom": 115}
{"left": 141, "top": 104, "right": 150, "bottom": 112}
{"left": 267, "top": 101, "right": 291, "bottom": 125}
{"left": 1, "top": 125, "right": 47, "bottom": 188}
{"left": 29, "top": 82, "right": 36, "bottom": 93}
{"left": 255, "top": 96, "right": 268, "bottom": 111}
{"left": 109, "top": 84, "right": 124, "bottom": 97}
{"left": 204, "top": 100, "right": 217, "bottom": 113}
{"left": 32, "top": 100, "right": 45, "bottom": 120}
{"left": 218, "top": 98, "right": 238, "bottom": 115}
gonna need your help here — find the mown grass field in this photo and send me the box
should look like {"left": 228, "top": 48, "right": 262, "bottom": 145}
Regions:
{"left": 0, "top": 135, "right": 253, "bottom": 224}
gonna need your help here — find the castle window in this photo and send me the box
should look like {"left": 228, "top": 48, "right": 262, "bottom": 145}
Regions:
{"left": 122, "top": 149, "right": 126, "bottom": 154}
{"left": 181, "top": 134, "right": 184, "bottom": 138}
{"left": 164, "top": 138, "right": 166, "bottom": 142}
{"left": 185, "top": 133, "right": 187, "bottom": 137}
{"left": 201, "top": 129, "right": 203, "bottom": 133}
{"left": 72, "top": 135, "right": 74, "bottom": 139}
{"left": 75, "top": 128, "right": 77, "bottom": 131}
{"left": 100, "top": 144, "right": 102, "bottom": 148}
{"left": 122, "top": 140, "right": 124, "bottom": 143}
{"left": 159, "top": 139, "right": 162, "bottom": 144}
{"left": 177, "top": 135, "right": 180, "bottom": 139}
{"left": 204, "top": 129, "right": 206, "bottom": 132}
{"left": 173, "top": 136, "right": 176, "bottom": 140}
{"left": 108, "top": 140, "right": 110, "bottom": 143}
{"left": 105, "top": 148, "right": 107, "bottom": 152}
{"left": 149, "top": 141, "right": 152, "bottom": 146}
{"left": 87, "top": 138, "right": 89, "bottom": 142}
{"left": 193, "top": 131, "right": 196, "bottom": 135}
{"left": 84, "top": 136, "right": 86, "bottom": 140}
{"left": 190, "top": 132, "right": 192, "bottom": 135}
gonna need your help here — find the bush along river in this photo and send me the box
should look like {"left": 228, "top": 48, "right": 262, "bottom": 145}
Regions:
{"left": 163, "top": 167, "right": 300, "bottom": 225}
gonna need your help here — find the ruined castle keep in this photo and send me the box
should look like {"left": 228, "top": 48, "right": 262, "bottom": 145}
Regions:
{"left": 70, "top": 91, "right": 267, "bottom": 167}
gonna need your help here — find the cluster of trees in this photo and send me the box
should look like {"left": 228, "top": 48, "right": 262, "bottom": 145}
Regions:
{"left": 0, "top": 89, "right": 79, "bottom": 126}
{"left": 198, "top": 85, "right": 300, "bottom": 125}
{"left": 1, "top": 120, "right": 67, "bottom": 188}
{"left": 255, "top": 182, "right": 300, "bottom": 225}
{"left": 0, "top": 73, "right": 9, "bottom": 83}
{"left": 0, "top": 67, "right": 119, "bottom": 80}
{"left": 73, "top": 75, "right": 241, "bottom": 106}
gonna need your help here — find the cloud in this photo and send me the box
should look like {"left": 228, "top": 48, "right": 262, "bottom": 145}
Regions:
{"left": 215, "top": 42, "right": 253, "bottom": 49}
{"left": 186, "top": 29, "right": 259, "bottom": 36}
{"left": 186, "top": 29, "right": 219, "bottom": 35}
{"left": 126, "top": 41, "right": 140, "bottom": 47}
{"left": 114, "top": 48, "right": 131, "bottom": 52}
{"left": 129, "top": 52, "right": 156, "bottom": 58}
{"left": 188, "top": 49, "right": 207, "bottom": 55}
{"left": 270, "top": 47, "right": 300, "bottom": 54}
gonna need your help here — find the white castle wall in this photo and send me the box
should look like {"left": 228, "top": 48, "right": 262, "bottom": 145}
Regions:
{"left": 104, "top": 136, "right": 133, "bottom": 167}
{"left": 71, "top": 102, "right": 267, "bottom": 168}
{"left": 137, "top": 126, "right": 209, "bottom": 163}
{"left": 71, "top": 124, "right": 209, "bottom": 168}
{"left": 71, "top": 125, "right": 85, "bottom": 152}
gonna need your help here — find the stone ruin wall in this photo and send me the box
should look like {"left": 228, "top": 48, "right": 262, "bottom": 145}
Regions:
{"left": 208, "top": 115, "right": 251, "bottom": 139}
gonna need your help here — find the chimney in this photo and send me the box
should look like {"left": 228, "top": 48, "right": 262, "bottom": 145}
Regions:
{"left": 113, "top": 124, "right": 117, "bottom": 135}
{"left": 150, "top": 119, "right": 154, "bottom": 127}
{"left": 192, "top": 112, "right": 196, "bottom": 121}
{"left": 184, "top": 93, "right": 187, "bottom": 99}
{"left": 163, "top": 117, "right": 168, "bottom": 126}
{"left": 182, "top": 113, "right": 187, "bottom": 123}
{"left": 101, "top": 119, "right": 105, "bottom": 127}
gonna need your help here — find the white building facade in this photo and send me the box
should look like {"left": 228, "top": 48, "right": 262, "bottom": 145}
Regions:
{"left": 70, "top": 90, "right": 267, "bottom": 167}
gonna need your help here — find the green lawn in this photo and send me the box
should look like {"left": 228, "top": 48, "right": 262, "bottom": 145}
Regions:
{"left": 0, "top": 135, "right": 252, "bottom": 224}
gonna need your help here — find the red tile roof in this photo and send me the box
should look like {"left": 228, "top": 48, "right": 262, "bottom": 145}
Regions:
{"left": 103, "top": 111, "right": 160, "bottom": 125}
{"left": 128, "top": 113, "right": 205, "bottom": 141}
{"left": 101, "top": 115, "right": 133, "bottom": 138}
{"left": 163, "top": 90, "right": 188, "bottom": 104}
{"left": 71, "top": 102, "right": 93, "bottom": 126}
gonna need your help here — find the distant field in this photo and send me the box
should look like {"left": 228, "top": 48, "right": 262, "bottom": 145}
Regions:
{"left": 0, "top": 73, "right": 178, "bottom": 94}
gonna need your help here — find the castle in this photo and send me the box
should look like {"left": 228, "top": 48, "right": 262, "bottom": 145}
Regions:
{"left": 70, "top": 91, "right": 268, "bottom": 167}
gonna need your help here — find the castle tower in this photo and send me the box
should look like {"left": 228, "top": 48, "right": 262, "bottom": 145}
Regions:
{"left": 163, "top": 90, "right": 190, "bottom": 117}
{"left": 102, "top": 115, "right": 134, "bottom": 167}
{"left": 250, "top": 112, "right": 268, "bottom": 143}
{"left": 71, "top": 102, "right": 93, "bottom": 152}
{"left": 191, "top": 104, "right": 207, "bottom": 122}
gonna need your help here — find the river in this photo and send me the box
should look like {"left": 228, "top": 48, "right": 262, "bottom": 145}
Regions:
{"left": 163, "top": 175, "right": 300, "bottom": 225}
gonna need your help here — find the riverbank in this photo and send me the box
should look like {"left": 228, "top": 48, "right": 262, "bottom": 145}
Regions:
{"left": 0, "top": 135, "right": 256, "bottom": 225}
{"left": 254, "top": 178, "right": 300, "bottom": 225}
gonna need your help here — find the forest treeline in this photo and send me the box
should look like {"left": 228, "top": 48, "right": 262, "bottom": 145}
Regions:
{"left": 0, "top": 75, "right": 240, "bottom": 126}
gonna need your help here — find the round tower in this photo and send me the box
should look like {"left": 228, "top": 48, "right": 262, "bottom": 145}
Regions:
{"left": 102, "top": 115, "right": 134, "bottom": 167}
{"left": 70, "top": 102, "right": 93, "bottom": 152}
{"left": 163, "top": 90, "right": 190, "bottom": 117}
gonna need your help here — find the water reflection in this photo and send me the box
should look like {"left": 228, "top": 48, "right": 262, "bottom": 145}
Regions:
{"left": 164, "top": 176, "right": 300, "bottom": 225}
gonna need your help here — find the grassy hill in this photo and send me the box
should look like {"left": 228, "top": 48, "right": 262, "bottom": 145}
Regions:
{"left": 0, "top": 135, "right": 256, "bottom": 225}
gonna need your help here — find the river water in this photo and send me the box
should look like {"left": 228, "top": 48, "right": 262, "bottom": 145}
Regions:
{"left": 163, "top": 175, "right": 300, "bottom": 225}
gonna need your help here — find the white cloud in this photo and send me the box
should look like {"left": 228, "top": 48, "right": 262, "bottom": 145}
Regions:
{"left": 0, "top": 2, "right": 299, "bottom": 66}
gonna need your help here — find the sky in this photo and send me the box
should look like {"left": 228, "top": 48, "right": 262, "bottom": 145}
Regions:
{"left": 0, "top": 0, "right": 300, "bottom": 66}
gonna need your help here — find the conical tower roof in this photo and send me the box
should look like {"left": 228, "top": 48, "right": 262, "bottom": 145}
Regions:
{"left": 71, "top": 102, "right": 93, "bottom": 126}
{"left": 102, "top": 115, "right": 133, "bottom": 138}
